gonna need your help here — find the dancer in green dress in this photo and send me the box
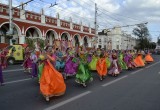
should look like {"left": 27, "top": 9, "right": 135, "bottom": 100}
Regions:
{"left": 118, "top": 52, "right": 128, "bottom": 70}
{"left": 105, "top": 52, "right": 111, "bottom": 69}
{"left": 88, "top": 54, "right": 98, "bottom": 70}
{"left": 75, "top": 49, "right": 93, "bottom": 87}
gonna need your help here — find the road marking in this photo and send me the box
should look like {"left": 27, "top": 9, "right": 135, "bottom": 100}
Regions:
{"left": 3, "top": 69, "right": 24, "bottom": 73}
{"left": 102, "top": 75, "right": 128, "bottom": 87}
{"left": 131, "top": 69, "right": 143, "bottom": 75}
{"left": 44, "top": 91, "right": 91, "bottom": 110}
{"left": 145, "top": 61, "right": 160, "bottom": 69}
{"left": 4, "top": 78, "right": 31, "bottom": 85}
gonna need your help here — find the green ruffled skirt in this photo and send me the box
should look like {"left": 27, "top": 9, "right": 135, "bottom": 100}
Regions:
{"left": 118, "top": 59, "right": 128, "bottom": 70}
{"left": 106, "top": 57, "right": 111, "bottom": 69}
{"left": 88, "top": 57, "right": 98, "bottom": 70}
{"left": 38, "top": 63, "right": 44, "bottom": 81}
{"left": 76, "top": 62, "right": 93, "bottom": 84}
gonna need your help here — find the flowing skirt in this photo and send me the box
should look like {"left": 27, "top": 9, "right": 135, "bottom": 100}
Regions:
{"left": 40, "top": 61, "right": 66, "bottom": 97}
{"left": 76, "top": 62, "right": 93, "bottom": 84}
{"left": 145, "top": 54, "right": 154, "bottom": 62}
{"left": 88, "top": 57, "right": 98, "bottom": 70}
{"left": 38, "top": 63, "right": 44, "bottom": 82}
{"left": 55, "top": 60, "right": 65, "bottom": 70}
{"left": 64, "top": 57, "right": 78, "bottom": 76}
{"left": 87, "top": 56, "right": 92, "bottom": 63}
{"left": 128, "top": 60, "right": 137, "bottom": 68}
{"left": 23, "top": 58, "right": 32, "bottom": 69}
{"left": 118, "top": 59, "right": 128, "bottom": 70}
{"left": 108, "top": 67, "right": 119, "bottom": 75}
{"left": 108, "top": 60, "right": 120, "bottom": 75}
{"left": 96, "top": 59, "right": 107, "bottom": 76}
{"left": 106, "top": 57, "right": 111, "bottom": 69}
{"left": 31, "top": 63, "right": 38, "bottom": 77}
{"left": 134, "top": 56, "right": 145, "bottom": 67}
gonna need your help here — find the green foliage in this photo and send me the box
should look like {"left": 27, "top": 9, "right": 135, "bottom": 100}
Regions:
{"left": 25, "top": 38, "right": 45, "bottom": 50}
{"left": 25, "top": 38, "right": 35, "bottom": 49}
{"left": 37, "top": 38, "right": 45, "bottom": 49}
{"left": 149, "top": 42, "right": 156, "bottom": 49}
{"left": 133, "top": 24, "right": 151, "bottom": 50}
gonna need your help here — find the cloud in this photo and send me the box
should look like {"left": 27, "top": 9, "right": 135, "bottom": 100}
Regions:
{"left": 1, "top": 0, "right": 159, "bottom": 41}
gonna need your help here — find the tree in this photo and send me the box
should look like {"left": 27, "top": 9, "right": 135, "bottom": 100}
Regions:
{"left": 37, "top": 38, "right": 45, "bottom": 49}
{"left": 133, "top": 24, "right": 151, "bottom": 50}
{"left": 149, "top": 42, "right": 156, "bottom": 49}
{"left": 25, "top": 38, "right": 35, "bottom": 49}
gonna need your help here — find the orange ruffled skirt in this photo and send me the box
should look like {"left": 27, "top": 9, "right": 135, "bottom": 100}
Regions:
{"left": 134, "top": 55, "right": 145, "bottom": 67}
{"left": 96, "top": 58, "right": 107, "bottom": 76}
{"left": 145, "top": 54, "right": 154, "bottom": 62}
{"left": 40, "top": 60, "right": 66, "bottom": 97}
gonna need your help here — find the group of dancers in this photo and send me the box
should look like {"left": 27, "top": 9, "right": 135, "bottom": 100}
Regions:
{"left": 0, "top": 45, "right": 154, "bottom": 101}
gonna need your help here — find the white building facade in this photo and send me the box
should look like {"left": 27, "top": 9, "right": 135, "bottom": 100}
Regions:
{"left": 97, "top": 27, "right": 136, "bottom": 50}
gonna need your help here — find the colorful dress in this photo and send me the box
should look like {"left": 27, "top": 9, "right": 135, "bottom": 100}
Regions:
{"left": 55, "top": 51, "right": 65, "bottom": 70}
{"left": 108, "top": 59, "right": 120, "bottom": 76}
{"left": 38, "top": 62, "right": 44, "bottom": 82}
{"left": 96, "top": 58, "right": 107, "bottom": 79}
{"left": 75, "top": 59, "right": 93, "bottom": 86}
{"left": 145, "top": 53, "right": 154, "bottom": 62}
{"left": 40, "top": 55, "right": 66, "bottom": 101}
{"left": 87, "top": 54, "right": 92, "bottom": 63}
{"left": 31, "top": 53, "right": 38, "bottom": 77}
{"left": 88, "top": 55, "right": 98, "bottom": 70}
{"left": 23, "top": 51, "right": 32, "bottom": 72}
{"left": 64, "top": 56, "right": 79, "bottom": 77}
{"left": 118, "top": 53, "right": 128, "bottom": 70}
{"left": 134, "top": 54, "right": 145, "bottom": 67}
{"left": 127, "top": 54, "right": 137, "bottom": 69}
{"left": 105, "top": 53, "right": 111, "bottom": 69}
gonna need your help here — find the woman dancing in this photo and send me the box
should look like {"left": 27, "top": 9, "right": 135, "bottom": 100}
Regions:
{"left": 39, "top": 47, "right": 66, "bottom": 101}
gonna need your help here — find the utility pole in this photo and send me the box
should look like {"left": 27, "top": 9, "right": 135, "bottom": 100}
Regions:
{"left": 7, "top": 0, "right": 34, "bottom": 45}
{"left": 94, "top": 3, "right": 98, "bottom": 48}
{"left": 8, "top": 0, "right": 13, "bottom": 45}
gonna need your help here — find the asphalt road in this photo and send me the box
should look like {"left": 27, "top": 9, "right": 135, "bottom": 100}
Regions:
{"left": 0, "top": 55, "right": 160, "bottom": 110}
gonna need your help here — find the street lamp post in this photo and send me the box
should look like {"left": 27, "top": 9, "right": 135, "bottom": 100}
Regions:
{"left": 7, "top": 0, "right": 13, "bottom": 45}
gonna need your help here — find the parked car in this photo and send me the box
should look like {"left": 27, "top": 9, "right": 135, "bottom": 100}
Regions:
{"left": 6, "top": 45, "right": 24, "bottom": 65}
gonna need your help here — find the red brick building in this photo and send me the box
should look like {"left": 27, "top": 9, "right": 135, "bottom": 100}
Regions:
{"left": 0, "top": 3, "right": 95, "bottom": 48}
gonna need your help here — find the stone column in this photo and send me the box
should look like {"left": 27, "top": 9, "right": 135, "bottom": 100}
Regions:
{"left": 20, "top": 2, "right": 26, "bottom": 20}
{"left": 19, "top": 35, "right": 25, "bottom": 44}
{"left": 41, "top": 8, "right": 45, "bottom": 24}
{"left": 70, "top": 17, "right": 73, "bottom": 30}
{"left": 56, "top": 13, "right": 60, "bottom": 27}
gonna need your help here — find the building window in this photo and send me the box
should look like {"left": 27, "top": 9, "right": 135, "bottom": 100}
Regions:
{"left": 98, "top": 45, "right": 102, "bottom": 49}
{"left": 99, "top": 39, "right": 101, "bottom": 43}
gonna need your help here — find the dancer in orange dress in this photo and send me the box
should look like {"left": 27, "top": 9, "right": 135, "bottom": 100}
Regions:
{"left": 145, "top": 51, "right": 154, "bottom": 63}
{"left": 134, "top": 52, "right": 145, "bottom": 67}
{"left": 40, "top": 47, "right": 66, "bottom": 101}
{"left": 96, "top": 53, "right": 107, "bottom": 80}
